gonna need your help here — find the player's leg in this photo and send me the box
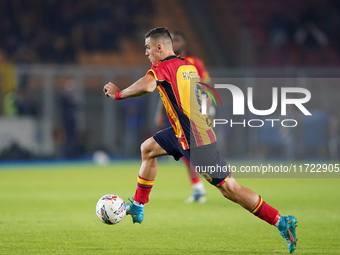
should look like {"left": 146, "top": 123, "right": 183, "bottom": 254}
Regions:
{"left": 192, "top": 144, "right": 281, "bottom": 224}
{"left": 139, "top": 136, "right": 168, "bottom": 180}
{"left": 217, "top": 178, "right": 279, "bottom": 220}
{"left": 191, "top": 144, "right": 297, "bottom": 253}
{"left": 216, "top": 178, "right": 258, "bottom": 210}
{"left": 183, "top": 157, "right": 206, "bottom": 203}
{"left": 126, "top": 136, "right": 167, "bottom": 223}
{"left": 126, "top": 127, "right": 185, "bottom": 224}
{"left": 134, "top": 136, "right": 168, "bottom": 203}
{"left": 217, "top": 178, "right": 298, "bottom": 253}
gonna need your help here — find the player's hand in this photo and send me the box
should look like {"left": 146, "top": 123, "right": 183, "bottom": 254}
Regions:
{"left": 103, "top": 82, "right": 120, "bottom": 99}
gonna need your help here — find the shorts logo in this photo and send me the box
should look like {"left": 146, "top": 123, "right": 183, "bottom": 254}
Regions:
{"left": 200, "top": 172, "right": 213, "bottom": 183}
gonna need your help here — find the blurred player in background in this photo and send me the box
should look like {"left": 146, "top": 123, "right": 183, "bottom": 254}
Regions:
{"left": 172, "top": 31, "right": 209, "bottom": 79}
{"left": 103, "top": 27, "right": 298, "bottom": 254}
{"left": 154, "top": 31, "right": 211, "bottom": 203}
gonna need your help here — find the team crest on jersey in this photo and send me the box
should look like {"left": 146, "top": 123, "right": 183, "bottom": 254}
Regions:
{"left": 195, "top": 82, "right": 222, "bottom": 107}
{"left": 194, "top": 83, "right": 204, "bottom": 112}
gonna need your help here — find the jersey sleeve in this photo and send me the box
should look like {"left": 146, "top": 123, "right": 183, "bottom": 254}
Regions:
{"left": 146, "top": 62, "right": 167, "bottom": 82}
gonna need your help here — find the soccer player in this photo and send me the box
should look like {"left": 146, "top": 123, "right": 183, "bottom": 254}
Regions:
{"left": 154, "top": 31, "right": 210, "bottom": 203}
{"left": 103, "top": 27, "right": 298, "bottom": 253}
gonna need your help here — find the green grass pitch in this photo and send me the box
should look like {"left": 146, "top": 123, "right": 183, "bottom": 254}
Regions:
{"left": 0, "top": 160, "right": 339, "bottom": 254}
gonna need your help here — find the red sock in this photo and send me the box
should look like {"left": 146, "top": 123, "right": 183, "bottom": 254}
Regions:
{"left": 251, "top": 196, "right": 280, "bottom": 225}
{"left": 133, "top": 175, "right": 154, "bottom": 204}
{"left": 183, "top": 157, "right": 201, "bottom": 184}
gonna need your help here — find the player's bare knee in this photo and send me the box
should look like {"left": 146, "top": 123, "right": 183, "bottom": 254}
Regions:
{"left": 140, "top": 140, "right": 151, "bottom": 159}
{"left": 218, "top": 179, "right": 240, "bottom": 202}
{"left": 140, "top": 137, "right": 156, "bottom": 159}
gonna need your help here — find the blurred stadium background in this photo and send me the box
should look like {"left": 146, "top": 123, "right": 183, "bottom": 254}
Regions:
{"left": 0, "top": 0, "right": 339, "bottom": 161}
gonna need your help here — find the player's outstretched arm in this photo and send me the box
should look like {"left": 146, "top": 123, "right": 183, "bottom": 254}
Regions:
{"left": 104, "top": 74, "right": 157, "bottom": 100}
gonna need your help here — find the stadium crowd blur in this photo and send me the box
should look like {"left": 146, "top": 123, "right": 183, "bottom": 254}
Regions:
{"left": 0, "top": 0, "right": 154, "bottom": 63}
{"left": 1, "top": 0, "right": 340, "bottom": 65}
{"left": 266, "top": 1, "right": 340, "bottom": 57}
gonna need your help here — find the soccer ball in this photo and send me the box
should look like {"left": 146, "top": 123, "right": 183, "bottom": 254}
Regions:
{"left": 96, "top": 194, "right": 126, "bottom": 225}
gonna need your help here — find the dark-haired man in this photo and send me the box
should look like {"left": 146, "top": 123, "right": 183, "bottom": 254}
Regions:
{"left": 155, "top": 31, "right": 210, "bottom": 203}
{"left": 103, "top": 27, "right": 298, "bottom": 254}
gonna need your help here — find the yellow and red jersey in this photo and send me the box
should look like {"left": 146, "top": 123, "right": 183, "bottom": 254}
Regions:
{"left": 146, "top": 55, "right": 216, "bottom": 150}
{"left": 184, "top": 54, "right": 210, "bottom": 79}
